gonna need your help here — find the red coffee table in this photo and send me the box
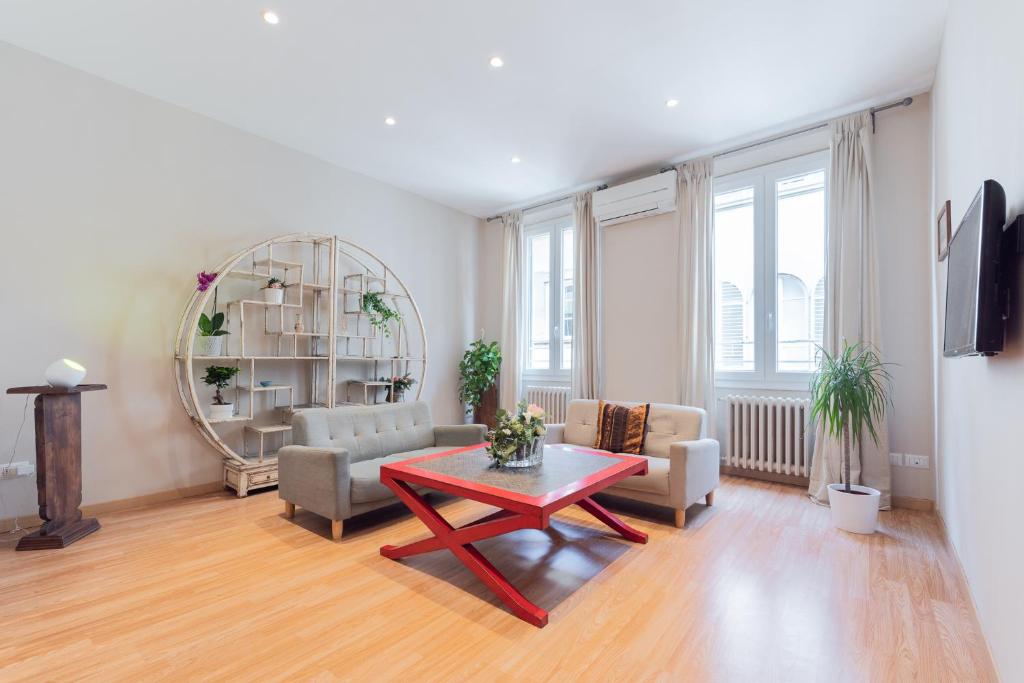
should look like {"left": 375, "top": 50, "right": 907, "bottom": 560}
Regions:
{"left": 379, "top": 443, "right": 649, "bottom": 627}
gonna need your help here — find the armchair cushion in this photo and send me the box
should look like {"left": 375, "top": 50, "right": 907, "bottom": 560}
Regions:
{"left": 434, "top": 424, "right": 487, "bottom": 447}
{"left": 349, "top": 446, "right": 460, "bottom": 504}
{"left": 606, "top": 455, "right": 670, "bottom": 496}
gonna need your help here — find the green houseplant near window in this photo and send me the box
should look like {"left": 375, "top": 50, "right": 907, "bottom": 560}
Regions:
{"left": 458, "top": 339, "right": 501, "bottom": 425}
{"left": 809, "top": 342, "right": 893, "bottom": 534}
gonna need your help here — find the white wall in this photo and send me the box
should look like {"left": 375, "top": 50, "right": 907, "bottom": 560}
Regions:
{"left": 602, "top": 212, "right": 680, "bottom": 403}
{"left": 930, "top": 0, "right": 1024, "bottom": 678}
{"left": 0, "top": 42, "right": 482, "bottom": 517}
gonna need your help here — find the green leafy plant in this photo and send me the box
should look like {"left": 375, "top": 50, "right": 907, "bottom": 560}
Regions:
{"left": 266, "top": 277, "right": 284, "bottom": 289}
{"left": 362, "top": 292, "right": 402, "bottom": 337}
{"left": 486, "top": 401, "right": 546, "bottom": 467}
{"left": 809, "top": 342, "right": 893, "bottom": 493}
{"left": 197, "top": 312, "right": 228, "bottom": 337}
{"left": 458, "top": 339, "right": 501, "bottom": 412}
{"left": 202, "top": 365, "right": 240, "bottom": 405}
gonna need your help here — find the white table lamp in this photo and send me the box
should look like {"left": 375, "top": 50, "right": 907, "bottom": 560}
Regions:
{"left": 45, "top": 359, "right": 87, "bottom": 388}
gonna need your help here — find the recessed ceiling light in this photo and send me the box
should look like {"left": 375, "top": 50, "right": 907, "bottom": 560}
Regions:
{"left": 665, "top": 98, "right": 680, "bottom": 108}
{"left": 262, "top": 10, "right": 280, "bottom": 25}
{"left": 489, "top": 56, "right": 504, "bottom": 68}
{"left": 384, "top": 116, "right": 397, "bottom": 126}
{"left": 510, "top": 156, "right": 521, "bottom": 164}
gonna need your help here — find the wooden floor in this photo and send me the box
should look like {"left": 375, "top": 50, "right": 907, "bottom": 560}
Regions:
{"left": 0, "top": 476, "right": 996, "bottom": 682}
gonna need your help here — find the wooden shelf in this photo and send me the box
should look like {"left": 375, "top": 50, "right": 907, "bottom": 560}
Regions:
{"left": 239, "top": 384, "right": 293, "bottom": 392}
{"left": 177, "top": 355, "right": 244, "bottom": 361}
{"left": 244, "top": 423, "right": 292, "bottom": 434}
{"left": 253, "top": 258, "right": 303, "bottom": 269}
{"left": 241, "top": 356, "right": 329, "bottom": 360}
{"left": 225, "top": 300, "right": 301, "bottom": 308}
{"left": 348, "top": 380, "right": 392, "bottom": 387}
{"left": 207, "top": 415, "right": 251, "bottom": 424}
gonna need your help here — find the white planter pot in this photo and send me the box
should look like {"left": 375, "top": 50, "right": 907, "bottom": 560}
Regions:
{"left": 194, "top": 335, "right": 224, "bottom": 357}
{"left": 827, "top": 483, "right": 881, "bottom": 534}
{"left": 209, "top": 403, "right": 235, "bottom": 421}
{"left": 263, "top": 287, "right": 285, "bottom": 304}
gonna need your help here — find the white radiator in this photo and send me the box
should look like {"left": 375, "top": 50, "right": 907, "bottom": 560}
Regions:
{"left": 725, "top": 395, "right": 812, "bottom": 477}
{"left": 524, "top": 386, "right": 570, "bottom": 423}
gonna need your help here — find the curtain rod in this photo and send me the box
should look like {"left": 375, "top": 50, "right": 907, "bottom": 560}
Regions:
{"left": 487, "top": 96, "right": 913, "bottom": 222}
{"left": 485, "top": 184, "right": 607, "bottom": 223}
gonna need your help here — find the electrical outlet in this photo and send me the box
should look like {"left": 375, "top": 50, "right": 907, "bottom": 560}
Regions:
{"left": 905, "top": 454, "right": 930, "bottom": 469}
{"left": 889, "top": 452, "right": 903, "bottom": 466}
{"left": 0, "top": 461, "right": 33, "bottom": 480}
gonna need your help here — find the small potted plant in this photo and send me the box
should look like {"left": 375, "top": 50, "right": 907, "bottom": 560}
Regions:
{"left": 810, "top": 342, "right": 893, "bottom": 534}
{"left": 362, "top": 292, "right": 401, "bottom": 337}
{"left": 195, "top": 271, "right": 229, "bottom": 356}
{"left": 263, "top": 277, "right": 285, "bottom": 304}
{"left": 486, "top": 401, "right": 546, "bottom": 468}
{"left": 384, "top": 373, "right": 416, "bottom": 402}
{"left": 203, "top": 365, "right": 241, "bottom": 420}
{"left": 458, "top": 339, "right": 501, "bottom": 427}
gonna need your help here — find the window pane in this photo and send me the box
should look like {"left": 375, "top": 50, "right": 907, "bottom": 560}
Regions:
{"left": 714, "top": 187, "right": 755, "bottom": 372}
{"left": 527, "top": 232, "right": 550, "bottom": 369}
{"left": 561, "top": 228, "right": 574, "bottom": 370}
{"left": 775, "top": 170, "right": 825, "bottom": 373}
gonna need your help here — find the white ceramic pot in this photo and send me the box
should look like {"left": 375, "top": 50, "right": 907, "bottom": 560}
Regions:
{"left": 209, "top": 403, "right": 234, "bottom": 421}
{"left": 194, "top": 335, "right": 224, "bottom": 357}
{"left": 827, "top": 483, "right": 881, "bottom": 534}
{"left": 263, "top": 287, "right": 285, "bottom": 304}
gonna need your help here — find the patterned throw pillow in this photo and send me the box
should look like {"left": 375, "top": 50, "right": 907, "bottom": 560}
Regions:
{"left": 594, "top": 401, "right": 650, "bottom": 454}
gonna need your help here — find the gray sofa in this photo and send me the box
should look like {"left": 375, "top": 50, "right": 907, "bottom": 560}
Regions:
{"left": 277, "top": 401, "right": 486, "bottom": 539}
{"left": 547, "top": 399, "right": 719, "bottom": 527}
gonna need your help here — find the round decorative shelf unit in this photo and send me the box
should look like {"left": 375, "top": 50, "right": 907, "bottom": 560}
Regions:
{"left": 174, "top": 234, "right": 426, "bottom": 496}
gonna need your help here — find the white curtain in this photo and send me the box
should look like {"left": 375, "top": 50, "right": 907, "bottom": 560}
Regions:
{"left": 808, "top": 112, "right": 892, "bottom": 508}
{"left": 676, "top": 158, "right": 716, "bottom": 434}
{"left": 571, "top": 191, "right": 600, "bottom": 399}
{"left": 498, "top": 210, "right": 524, "bottom": 412}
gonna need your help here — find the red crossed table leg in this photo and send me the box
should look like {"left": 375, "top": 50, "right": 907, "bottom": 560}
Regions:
{"left": 380, "top": 475, "right": 550, "bottom": 627}
{"left": 380, "top": 476, "right": 649, "bottom": 627}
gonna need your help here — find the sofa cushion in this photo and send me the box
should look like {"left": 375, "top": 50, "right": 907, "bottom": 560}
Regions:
{"left": 605, "top": 455, "right": 670, "bottom": 496}
{"left": 594, "top": 401, "right": 649, "bottom": 454}
{"left": 563, "top": 400, "right": 705, "bottom": 458}
{"left": 348, "top": 446, "right": 454, "bottom": 504}
{"left": 292, "top": 402, "right": 435, "bottom": 463}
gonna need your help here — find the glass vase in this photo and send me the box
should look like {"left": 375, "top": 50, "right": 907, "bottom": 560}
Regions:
{"left": 504, "top": 435, "right": 545, "bottom": 468}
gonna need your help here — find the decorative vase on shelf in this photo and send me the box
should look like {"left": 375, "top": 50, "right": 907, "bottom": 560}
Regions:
{"left": 503, "top": 436, "right": 545, "bottom": 469}
{"left": 194, "top": 335, "right": 224, "bottom": 357}
{"left": 294, "top": 314, "right": 304, "bottom": 334}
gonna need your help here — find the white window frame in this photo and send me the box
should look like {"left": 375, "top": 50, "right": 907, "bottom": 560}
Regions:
{"left": 523, "top": 214, "right": 574, "bottom": 384}
{"left": 714, "top": 150, "right": 829, "bottom": 391}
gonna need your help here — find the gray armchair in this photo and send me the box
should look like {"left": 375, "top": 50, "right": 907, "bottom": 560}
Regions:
{"left": 277, "top": 401, "right": 486, "bottom": 539}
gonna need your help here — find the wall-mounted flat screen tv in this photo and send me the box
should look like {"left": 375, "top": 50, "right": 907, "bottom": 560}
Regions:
{"left": 943, "top": 179, "right": 1007, "bottom": 357}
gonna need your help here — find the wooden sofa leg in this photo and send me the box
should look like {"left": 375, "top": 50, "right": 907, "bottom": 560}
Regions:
{"left": 705, "top": 490, "right": 715, "bottom": 506}
{"left": 284, "top": 501, "right": 295, "bottom": 519}
{"left": 674, "top": 509, "right": 686, "bottom": 528}
{"left": 331, "top": 520, "right": 343, "bottom": 541}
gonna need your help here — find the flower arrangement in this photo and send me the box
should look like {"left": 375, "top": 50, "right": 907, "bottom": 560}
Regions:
{"left": 202, "top": 365, "right": 240, "bottom": 405}
{"left": 382, "top": 373, "right": 416, "bottom": 402}
{"left": 485, "top": 401, "right": 546, "bottom": 467}
{"left": 362, "top": 292, "right": 402, "bottom": 337}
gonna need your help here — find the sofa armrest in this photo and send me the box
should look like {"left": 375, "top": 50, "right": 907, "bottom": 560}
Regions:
{"left": 434, "top": 424, "right": 487, "bottom": 447}
{"left": 667, "top": 438, "right": 720, "bottom": 508}
{"left": 277, "top": 445, "right": 352, "bottom": 520}
{"left": 544, "top": 423, "right": 565, "bottom": 445}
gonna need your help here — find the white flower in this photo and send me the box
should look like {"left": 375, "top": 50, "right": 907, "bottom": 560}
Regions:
{"left": 526, "top": 403, "right": 546, "bottom": 420}
{"left": 503, "top": 428, "right": 512, "bottom": 436}
{"left": 536, "top": 425, "right": 547, "bottom": 435}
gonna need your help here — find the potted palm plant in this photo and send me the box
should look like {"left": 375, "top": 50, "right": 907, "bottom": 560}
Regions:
{"left": 809, "top": 342, "right": 893, "bottom": 534}
{"left": 203, "top": 365, "right": 241, "bottom": 420}
{"left": 458, "top": 339, "right": 501, "bottom": 427}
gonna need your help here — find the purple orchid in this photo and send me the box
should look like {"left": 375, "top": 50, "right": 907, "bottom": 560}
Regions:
{"left": 196, "top": 271, "right": 218, "bottom": 292}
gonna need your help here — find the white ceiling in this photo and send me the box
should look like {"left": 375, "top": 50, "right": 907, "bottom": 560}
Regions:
{"left": 0, "top": 1, "right": 947, "bottom": 217}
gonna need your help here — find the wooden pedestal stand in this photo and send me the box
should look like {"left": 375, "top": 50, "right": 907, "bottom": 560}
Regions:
{"left": 6, "top": 384, "right": 107, "bottom": 551}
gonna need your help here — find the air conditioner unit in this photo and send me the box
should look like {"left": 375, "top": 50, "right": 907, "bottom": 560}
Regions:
{"left": 593, "top": 169, "right": 677, "bottom": 226}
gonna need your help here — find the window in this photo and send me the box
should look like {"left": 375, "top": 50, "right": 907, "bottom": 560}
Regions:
{"left": 713, "top": 151, "right": 827, "bottom": 387}
{"left": 525, "top": 215, "right": 574, "bottom": 379}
